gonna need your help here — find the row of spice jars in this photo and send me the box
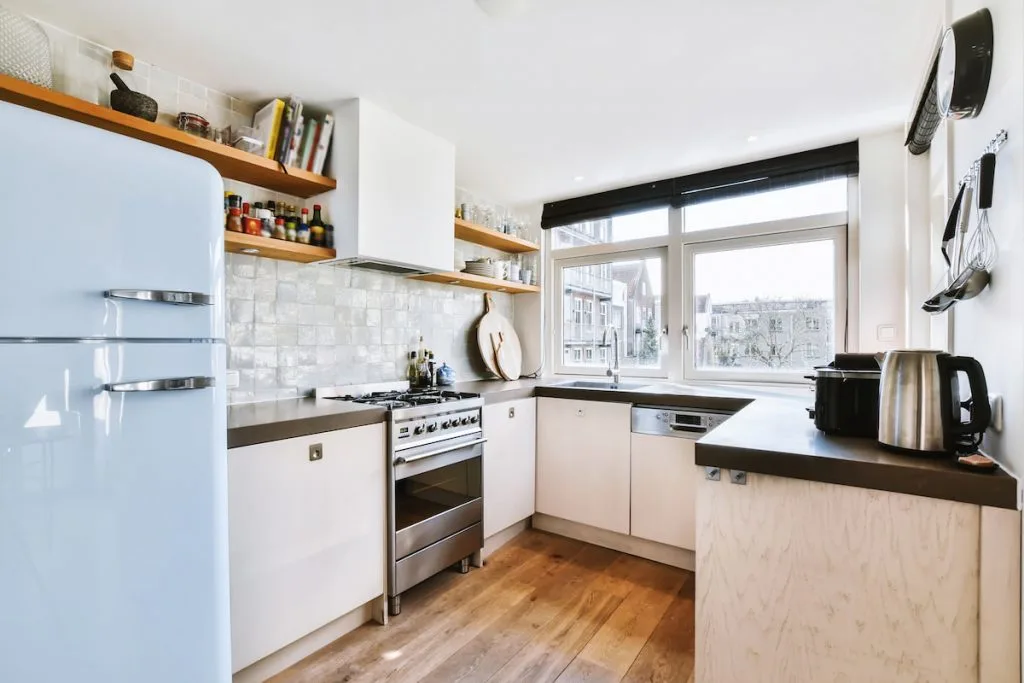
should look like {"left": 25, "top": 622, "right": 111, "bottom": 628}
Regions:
{"left": 224, "top": 192, "right": 333, "bottom": 248}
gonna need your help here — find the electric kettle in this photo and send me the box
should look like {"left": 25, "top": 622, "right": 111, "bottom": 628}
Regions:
{"left": 878, "top": 350, "right": 990, "bottom": 454}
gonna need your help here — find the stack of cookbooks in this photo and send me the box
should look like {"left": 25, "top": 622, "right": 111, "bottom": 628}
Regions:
{"left": 251, "top": 96, "right": 335, "bottom": 175}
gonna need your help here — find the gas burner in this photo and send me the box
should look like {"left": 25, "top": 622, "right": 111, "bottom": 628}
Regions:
{"left": 324, "top": 387, "right": 481, "bottom": 412}
{"left": 375, "top": 400, "right": 413, "bottom": 410}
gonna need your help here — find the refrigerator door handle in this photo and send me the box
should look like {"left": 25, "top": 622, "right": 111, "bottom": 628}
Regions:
{"left": 105, "top": 289, "right": 214, "bottom": 306}
{"left": 104, "top": 376, "right": 216, "bottom": 392}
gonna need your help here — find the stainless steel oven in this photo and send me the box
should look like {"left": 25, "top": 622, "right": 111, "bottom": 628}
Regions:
{"left": 385, "top": 397, "right": 485, "bottom": 616}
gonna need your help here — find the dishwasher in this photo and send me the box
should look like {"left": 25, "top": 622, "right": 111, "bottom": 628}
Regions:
{"left": 630, "top": 406, "right": 731, "bottom": 550}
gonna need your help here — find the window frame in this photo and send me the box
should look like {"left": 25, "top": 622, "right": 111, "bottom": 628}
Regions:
{"left": 682, "top": 224, "right": 848, "bottom": 383}
{"left": 552, "top": 245, "right": 669, "bottom": 378}
{"left": 545, "top": 178, "right": 855, "bottom": 385}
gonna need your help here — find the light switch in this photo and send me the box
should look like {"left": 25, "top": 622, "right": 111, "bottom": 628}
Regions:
{"left": 226, "top": 370, "right": 240, "bottom": 389}
{"left": 876, "top": 325, "right": 897, "bottom": 342}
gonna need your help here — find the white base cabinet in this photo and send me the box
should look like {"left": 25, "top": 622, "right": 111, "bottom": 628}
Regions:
{"left": 536, "top": 398, "right": 631, "bottom": 535}
{"left": 228, "top": 424, "right": 386, "bottom": 672}
{"left": 630, "top": 433, "right": 697, "bottom": 550}
{"left": 483, "top": 398, "right": 537, "bottom": 538}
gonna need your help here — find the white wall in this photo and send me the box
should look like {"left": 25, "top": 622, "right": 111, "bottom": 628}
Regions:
{"left": 857, "top": 129, "right": 910, "bottom": 352}
{"left": 944, "top": 0, "right": 1024, "bottom": 474}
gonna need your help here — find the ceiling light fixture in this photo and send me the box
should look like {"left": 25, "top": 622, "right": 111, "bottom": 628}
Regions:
{"left": 573, "top": 175, "right": 585, "bottom": 182}
{"left": 747, "top": 135, "right": 758, "bottom": 143}
{"left": 475, "top": 0, "right": 534, "bottom": 18}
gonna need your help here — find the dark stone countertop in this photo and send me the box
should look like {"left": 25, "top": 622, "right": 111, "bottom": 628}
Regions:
{"left": 228, "top": 399, "right": 386, "bottom": 449}
{"left": 695, "top": 397, "right": 1019, "bottom": 509}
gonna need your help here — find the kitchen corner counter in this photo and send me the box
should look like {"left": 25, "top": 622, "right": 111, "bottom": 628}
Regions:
{"left": 228, "top": 399, "right": 386, "bottom": 449}
{"left": 696, "top": 398, "right": 1019, "bottom": 509}
{"left": 455, "top": 378, "right": 552, "bottom": 403}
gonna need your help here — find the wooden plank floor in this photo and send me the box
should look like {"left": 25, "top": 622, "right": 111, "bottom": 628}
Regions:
{"left": 270, "top": 530, "right": 695, "bottom": 683}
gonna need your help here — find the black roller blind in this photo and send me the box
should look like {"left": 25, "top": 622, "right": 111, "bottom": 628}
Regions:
{"left": 541, "top": 141, "right": 858, "bottom": 229}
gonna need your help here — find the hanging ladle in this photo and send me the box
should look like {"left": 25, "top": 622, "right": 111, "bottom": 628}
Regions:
{"left": 923, "top": 152, "right": 995, "bottom": 312}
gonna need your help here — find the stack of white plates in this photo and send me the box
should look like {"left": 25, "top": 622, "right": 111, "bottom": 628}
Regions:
{"left": 463, "top": 260, "right": 497, "bottom": 278}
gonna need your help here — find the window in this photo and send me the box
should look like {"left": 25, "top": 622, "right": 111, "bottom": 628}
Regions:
{"left": 547, "top": 171, "right": 851, "bottom": 384}
{"left": 552, "top": 208, "right": 668, "bottom": 248}
{"left": 686, "top": 227, "right": 845, "bottom": 380}
{"left": 557, "top": 251, "right": 666, "bottom": 373}
{"left": 684, "top": 178, "right": 848, "bottom": 232}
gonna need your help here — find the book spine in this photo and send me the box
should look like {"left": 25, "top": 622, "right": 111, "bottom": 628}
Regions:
{"left": 275, "top": 102, "right": 294, "bottom": 162}
{"left": 299, "top": 120, "right": 318, "bottom": 170}
{"left": 286, "top": 117, "right": 304, "bottom": 167}
{"left": 311, "top": 114, "right": 334, "bottom": 175}
{"left": 262, "top": 100, "right": 284, "bottom": 159}
{"left": 306, "top": 121, "right": 323, "bottom": 172}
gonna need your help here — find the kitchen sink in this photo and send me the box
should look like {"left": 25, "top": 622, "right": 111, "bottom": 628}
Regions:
{"left": 555, "top": 380, "right": 652, "bottom": 391}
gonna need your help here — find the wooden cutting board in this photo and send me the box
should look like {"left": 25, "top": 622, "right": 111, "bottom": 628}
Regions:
{"left": 477, "top": 293, "right": 522, "bottom": 380}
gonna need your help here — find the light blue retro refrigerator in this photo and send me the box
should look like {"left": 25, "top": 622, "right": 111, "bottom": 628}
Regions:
{"left": 0, "top": 99, "right": 230, "bottom": 682}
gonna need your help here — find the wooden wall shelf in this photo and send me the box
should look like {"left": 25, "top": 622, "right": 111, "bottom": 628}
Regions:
{"left": 454, "top": 218, "right": 540, "bottom": 253}
{"left": 224, "top": 232, "right": 336, "bottom": 263}
{"left": 0, "top": 73, "right": 337, "bottom": 198}
{"left": 411, "top": 271, "right": 540, "bottom": 294}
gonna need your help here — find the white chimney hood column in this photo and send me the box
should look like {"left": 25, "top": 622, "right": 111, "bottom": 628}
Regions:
{"left": 317, "top": 99, "right": 455, "bottom": 274}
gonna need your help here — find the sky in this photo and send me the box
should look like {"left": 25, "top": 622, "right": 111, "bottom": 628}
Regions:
{"left": 694, "top": 240, "right": 835, "bottom": 303}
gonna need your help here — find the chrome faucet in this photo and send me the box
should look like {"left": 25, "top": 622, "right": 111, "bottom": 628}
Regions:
{"left": 602, "top": 326, "right": 620, "bottom": 385}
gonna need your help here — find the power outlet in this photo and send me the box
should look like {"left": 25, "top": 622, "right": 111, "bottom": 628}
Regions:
{"left": 226, "top": 370, "right": 240, "bottom": 389}
{"left": 989, "top": 394, "right": 1004, "bottom": 433}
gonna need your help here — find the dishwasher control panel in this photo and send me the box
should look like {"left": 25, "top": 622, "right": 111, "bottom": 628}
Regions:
{"left": 631, "top": 406, "right": 731, "bottom": 439}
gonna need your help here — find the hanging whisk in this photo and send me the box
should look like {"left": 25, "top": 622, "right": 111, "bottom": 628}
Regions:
{"left": 966, "top": 152, "right": 998, "bottom": 271}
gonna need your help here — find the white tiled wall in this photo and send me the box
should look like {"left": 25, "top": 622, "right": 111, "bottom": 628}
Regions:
{"left": 29, "top": 14, "right": 526, "bottom": 403}
{"left": 40, "top": 20, "right": 255, "bottom": 131}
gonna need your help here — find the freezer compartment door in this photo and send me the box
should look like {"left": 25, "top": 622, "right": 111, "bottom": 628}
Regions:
{"left": 0, "top": 342, "right": 229, "bottom": 683}
{"left": 0, "top": 101, "right": 224, "bottom": 340}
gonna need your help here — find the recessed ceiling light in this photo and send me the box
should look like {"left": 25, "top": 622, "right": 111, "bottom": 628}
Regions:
{"left": 476, "top": 0, "right": 534, "bottom": 18}
{"left": 574, "top": 175, "right": 585, "bottom": 182}
{"left": 747, "top": 135, "right": 759, "bottom": 143}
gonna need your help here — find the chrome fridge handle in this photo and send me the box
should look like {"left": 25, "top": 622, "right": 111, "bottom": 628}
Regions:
{"left": 105, "top": 289, "right": 213, "bottom": 306}
{"left": 104, "top": 376, "right": 215, "bottom": 392}
{"left": 394, "top": 438, "right": 487, "bottom": 466}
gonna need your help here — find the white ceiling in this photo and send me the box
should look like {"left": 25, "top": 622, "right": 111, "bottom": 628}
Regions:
{"left": 11, "top": 0, "right": 941, "bottom": 206}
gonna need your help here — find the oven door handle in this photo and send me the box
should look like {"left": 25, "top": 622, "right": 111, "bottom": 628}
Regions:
{"left": 394, "top": 438, "right": 487, "bottom": 466}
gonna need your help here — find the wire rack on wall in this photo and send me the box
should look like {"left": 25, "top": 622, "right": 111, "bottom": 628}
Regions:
{"left": 959, "top": 129, "right": 1008, "bottom": 186}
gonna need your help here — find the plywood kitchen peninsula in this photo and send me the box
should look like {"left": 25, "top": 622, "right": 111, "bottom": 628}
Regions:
{"left": 695, "top": 399, "right": 1021, "bottom": 683}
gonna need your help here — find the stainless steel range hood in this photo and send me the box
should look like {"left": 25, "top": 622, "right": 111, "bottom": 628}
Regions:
{"left": 317, "top": 255, "right": 436, "bottom": 275}
{"left": 312, "top": 99, "right": 455, "bottom": 275}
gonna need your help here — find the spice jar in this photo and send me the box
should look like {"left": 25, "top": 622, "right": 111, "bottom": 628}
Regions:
{"left": 226, "top": 207, "right": 243, "bottom": 233}
{"left": 260, "top": 210, "right": 274, "bottom": 238}
{"left": 273, "top": 217, "right": 287, "bottom": 240}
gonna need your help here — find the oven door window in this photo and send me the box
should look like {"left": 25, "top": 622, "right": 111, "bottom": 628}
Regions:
{"left": 395, "top": 457, "right": 482, "bottom": 533}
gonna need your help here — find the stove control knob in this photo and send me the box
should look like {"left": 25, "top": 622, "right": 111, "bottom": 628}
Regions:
{"left": 427, "top": 423, "right": 438, "bottom": 433}
{"left": 414, "top": 425, "right": 425, "bottom": 435}
{"left": 469, "top": 415, "right": 479, "bottom": 424}
{"left": 442, "top": 420, "right": 452, "bottom": 429}
{"left": 460, "top": 417, "right": 470, "bottom": 426}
